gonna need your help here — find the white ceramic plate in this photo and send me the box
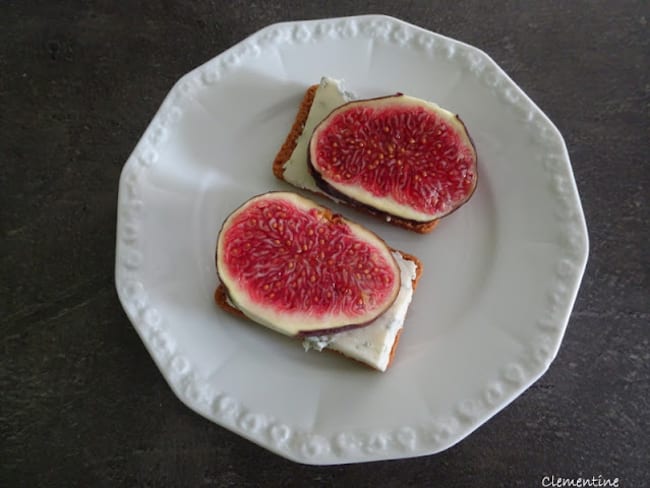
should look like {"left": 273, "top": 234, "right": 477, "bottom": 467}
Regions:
{"left": 115, "top": 15, "right": 588, "bottom": 464}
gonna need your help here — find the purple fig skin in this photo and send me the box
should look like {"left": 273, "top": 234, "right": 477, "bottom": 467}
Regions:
{"left": 296, "top": 323, "right": 380, "bottom": 338}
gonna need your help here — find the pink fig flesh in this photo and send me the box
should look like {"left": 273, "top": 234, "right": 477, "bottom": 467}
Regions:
{"left": 216, "top": 192, "right": 401, "bottom": 337}
{"left": 309, "top": 94, "right": 477, "bottom": 223}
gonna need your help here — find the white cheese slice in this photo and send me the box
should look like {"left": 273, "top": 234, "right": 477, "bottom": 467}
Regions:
{"left": 282, "top": 77, "right": 352, "bottom": 193}
{"left": 301, "top": 251, "right": 417, "bottom": 372}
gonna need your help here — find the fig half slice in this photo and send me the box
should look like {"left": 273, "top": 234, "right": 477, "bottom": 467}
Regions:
{"left": 216, "top": 192, "right": 401, "bottom": 337}
{"left": 309, "top": 94, "right": 477, "bottom": 223}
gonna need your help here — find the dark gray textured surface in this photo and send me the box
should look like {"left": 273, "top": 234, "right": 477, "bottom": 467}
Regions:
{"left": 1, "top": 1, "right": 648, "bottom": 486}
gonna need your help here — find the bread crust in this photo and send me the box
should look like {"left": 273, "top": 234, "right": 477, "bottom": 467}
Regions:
{"left": 272, "top": 85, "right": 318, "bottom": 180}
{"left": 272, "top": 84, "right": 439, "bottom": 234}
{"left": 214, "top": 249, "right": 422, "bottom": 371}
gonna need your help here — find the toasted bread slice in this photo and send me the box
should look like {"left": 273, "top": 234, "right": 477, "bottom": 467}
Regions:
{"left": 215, "top": 250, "right": 422, "bottom": 372}
{"left": 273, "top": 79, "right": 439, "bottom": 233}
